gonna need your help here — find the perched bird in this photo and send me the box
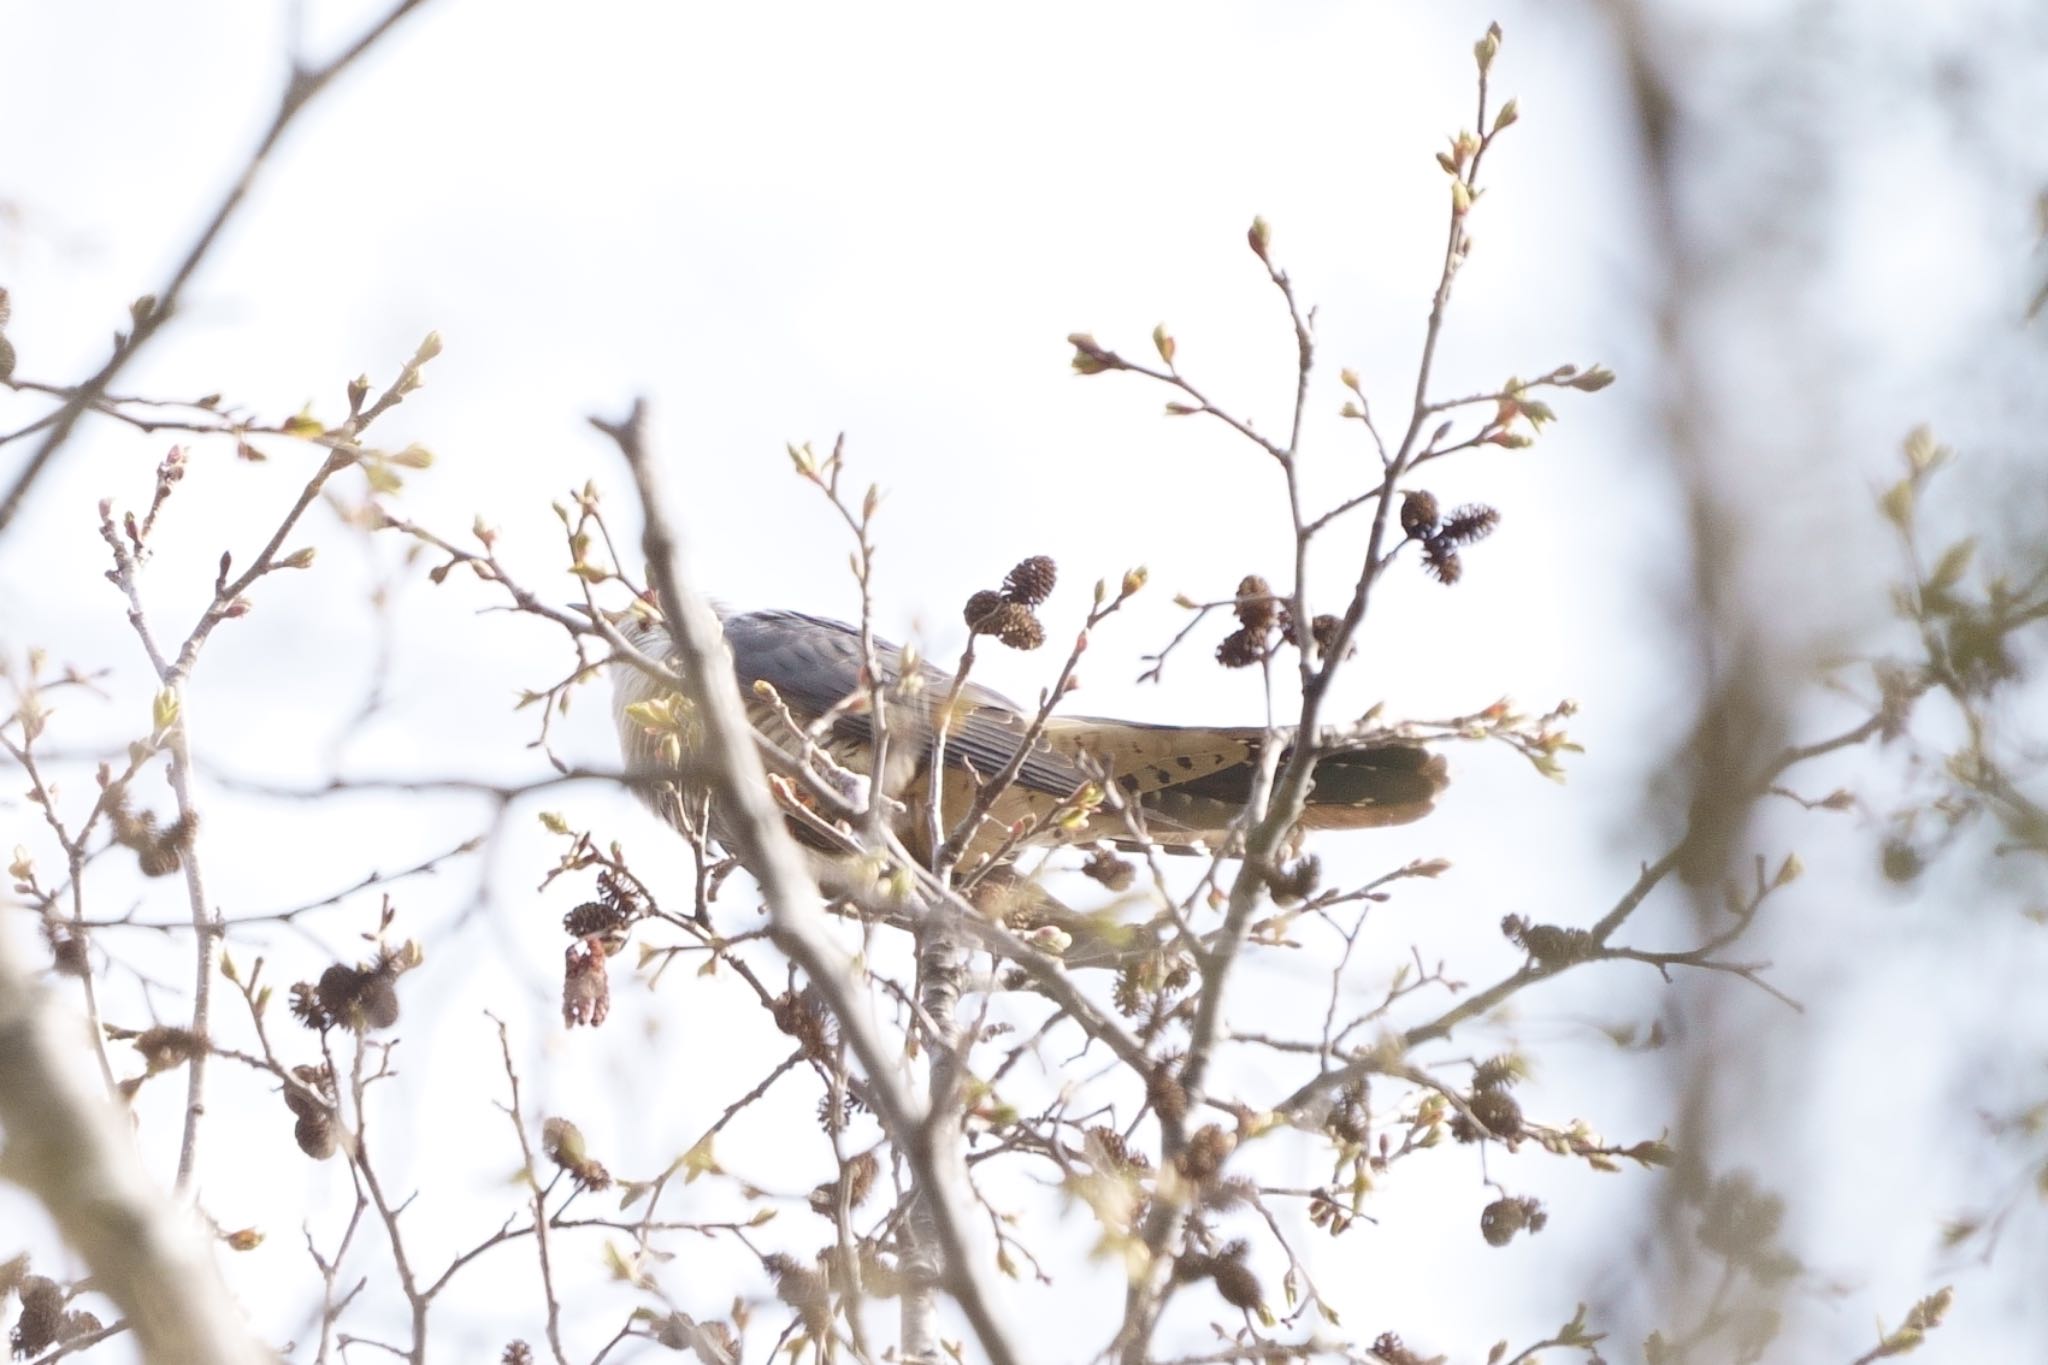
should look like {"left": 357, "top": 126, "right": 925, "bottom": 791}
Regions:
{"left": 612, "top": 607, "right": 1447, "bottom": 877}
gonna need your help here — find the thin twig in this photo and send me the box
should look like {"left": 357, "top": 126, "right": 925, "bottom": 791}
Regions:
{"left": 491, "top": 1017, "right": 572, "bottom": 1365}
{"left": 0, "top": 0, "right": 435, "bottom": 533}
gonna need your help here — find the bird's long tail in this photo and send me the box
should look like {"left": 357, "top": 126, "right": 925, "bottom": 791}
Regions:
{"left": 1043, "top": 720, "right": 1447, "bottom": 848}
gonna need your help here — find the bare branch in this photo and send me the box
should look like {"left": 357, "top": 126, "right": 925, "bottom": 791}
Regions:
{"left": 0, "top": 0, "right": 436, "bottom": 533}
{"left": 591, "top": 398, "right": 1023, "bottom": 1365}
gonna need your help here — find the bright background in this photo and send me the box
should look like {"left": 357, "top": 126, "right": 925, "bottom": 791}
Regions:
{"left": 4, "top": 1, "right": 2046, "bottom": 1360}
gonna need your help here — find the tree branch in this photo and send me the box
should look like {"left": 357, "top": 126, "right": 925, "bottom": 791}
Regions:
{"left": 0, "top": 0, "right": 436, "bottom": 534}
{"left": 0, "top": 937, "right": 271, "bottom": 1364}
{"left": 590, "top": 398, "right": 1022, "bottom": 1365}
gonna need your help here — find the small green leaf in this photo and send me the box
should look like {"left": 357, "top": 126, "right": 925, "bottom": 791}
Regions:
{"left": 1880, "top": 478, "right": 1916, "bottom": 528}
{"left": 681, "top": 1133, "right": 721, "bottom": 1182}
{"left": 1927, "top": 539, "right": 1976, "bottom": 592}
{"left": 1903, "top": 424, "right": 1949, "bottom": 473}
{"left": 1772, "top": 852, "right": 1803, "bottom": 888}
{"left": 152, "top": 687, "right": 180, "bottom": 734}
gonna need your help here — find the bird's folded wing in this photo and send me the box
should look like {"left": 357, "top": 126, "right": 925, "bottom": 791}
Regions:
{"left": 721, "top": 609, "right": 1089, "bottom": 798}
{"left": 716, "top": 610, "right": 1444, "bottom": 854}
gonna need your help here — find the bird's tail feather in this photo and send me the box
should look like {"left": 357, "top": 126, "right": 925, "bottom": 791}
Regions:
{"left": 1046, "top": 719, "right": 1447, "bottom": 845}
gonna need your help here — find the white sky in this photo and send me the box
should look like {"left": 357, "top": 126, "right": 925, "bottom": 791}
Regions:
{"left": 4, "top": 1, "right": 2045, "bottom": 1361}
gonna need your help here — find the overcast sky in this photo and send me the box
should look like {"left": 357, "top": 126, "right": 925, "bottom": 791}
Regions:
{"left": 5, "top": 2, "right": 2046, "bottom": 1361}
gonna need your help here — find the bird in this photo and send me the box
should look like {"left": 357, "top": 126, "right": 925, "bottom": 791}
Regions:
{"left": 611, "top": 606, "right": 1447, "bottom": 883}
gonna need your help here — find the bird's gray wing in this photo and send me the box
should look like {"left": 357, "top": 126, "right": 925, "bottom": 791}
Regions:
{"left": 721, "top": 610, "right": 1088, "bottom": 797}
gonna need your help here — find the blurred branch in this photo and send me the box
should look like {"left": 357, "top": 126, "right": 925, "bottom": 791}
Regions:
{"left": 20, "top": 1319, "right": 131, "bottom": 1363}
{"left": 1274, "top": 710, "right": 1883, "bottom": 1121}
{"left": 0, "top": 937, "right": 271, "bottom": 1364}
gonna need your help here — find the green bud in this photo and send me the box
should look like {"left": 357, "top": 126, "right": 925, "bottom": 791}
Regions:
{"left": 1474, "top": 23, "right": 1502, "bottom": 72}
{"left": 1152, "top": 322, "right": 1176, "bottom": 366}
